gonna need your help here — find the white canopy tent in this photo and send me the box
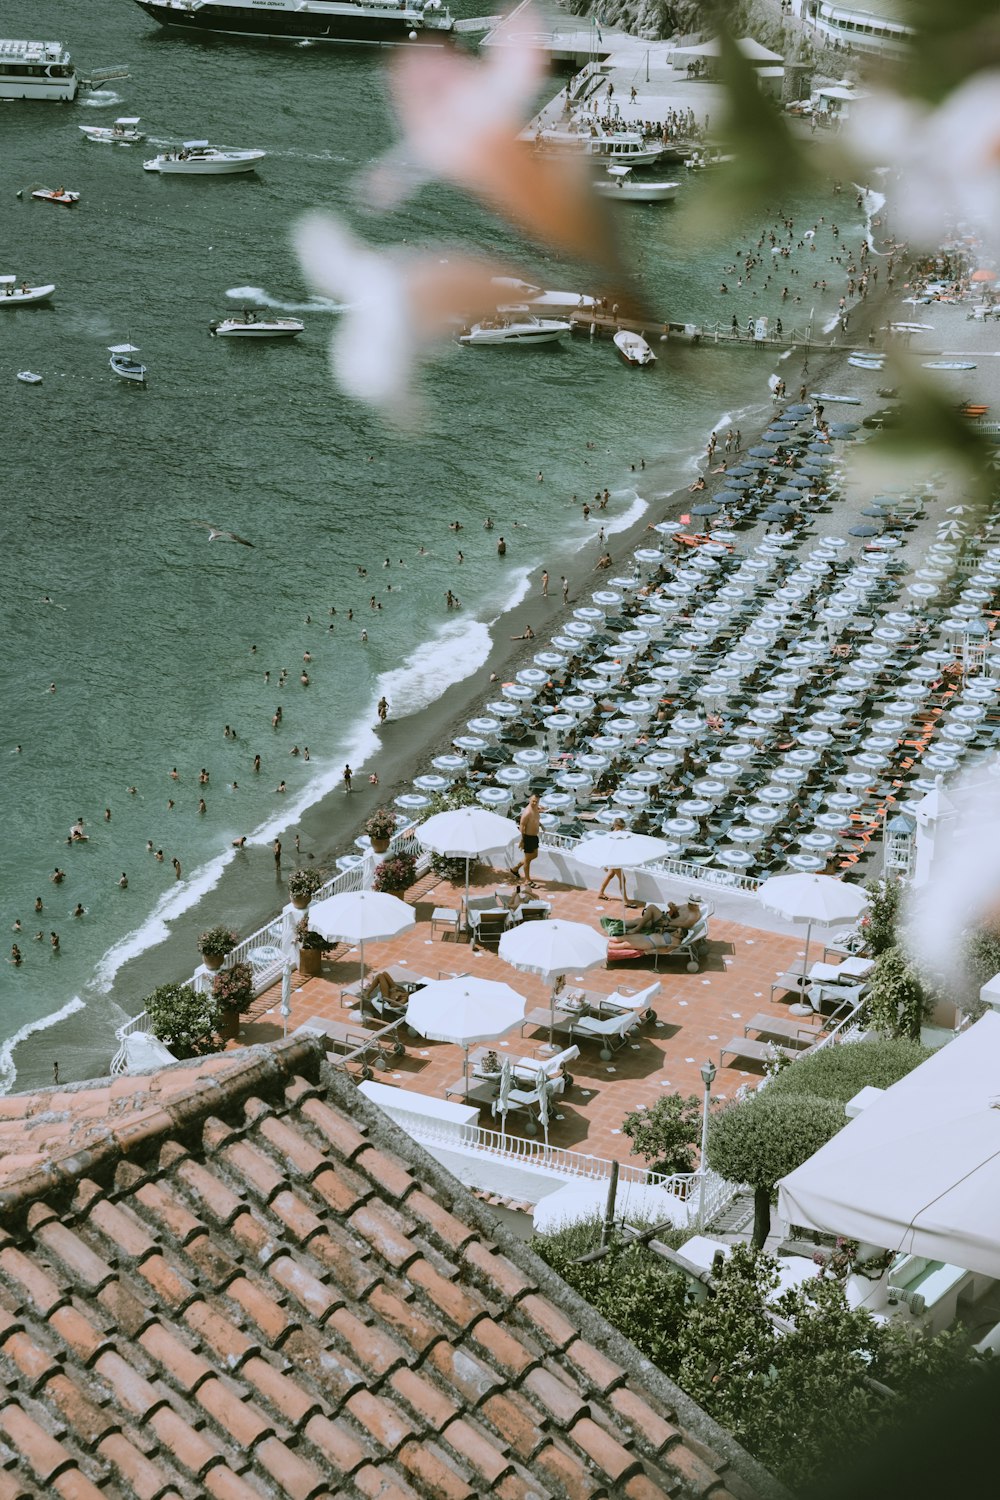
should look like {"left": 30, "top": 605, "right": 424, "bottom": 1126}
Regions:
{"left": 778, "top": 1015, "right": 1000, "bottom": 1279}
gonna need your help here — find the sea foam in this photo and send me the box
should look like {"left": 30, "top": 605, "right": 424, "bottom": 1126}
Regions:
{"left": 0, "top": 995, "right": 85, "bottom": 1095}
{"left": 226, "top": 284, "right": 344, "bottom": 314}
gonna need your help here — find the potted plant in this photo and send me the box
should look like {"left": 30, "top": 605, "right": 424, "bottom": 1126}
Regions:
{"left": 365, "top": 806, "right": 397, "bottom": 854}
{"left": 373, "top": 851, "right": 417, "bottom": 893}
{"left": 295, "top": 915, "right": 328, "bottom": 977}
{"left": 199, "top": 925, "right": 238, "bottom": 972}
{"left": 288, "top": 868, "right": 323, "bottom": 910}
{"left": 212, "top": 961, "right": 255, "bottom": 1041}
{"left": 145, "top": 982, "right": 222, "bottom": 1059}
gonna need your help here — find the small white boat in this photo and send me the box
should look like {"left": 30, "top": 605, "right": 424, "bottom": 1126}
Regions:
{"left": 79, "top": 116, "right": 144, "bottom": 144}
{"left": 489, "top": 277, "right": 596, "bottom": 316}
{"left": 108, "top": 342, "right": 148, "bottom": 384}
{"left": 31, "top": 187, "right": 79, "bottom": 206}
{"left": 594, "top": 165, "right": 679, "bottom": 202}
{"left": 923, "top": 360, "right": 976, "bottom": 371}
{"left": 16, "top": 370, "right": 42, "bottom": 384}
{"left": 0, "top": 275, "right": 55, "bottom": 306}
{"left": 614, "top": 329, "right": 656, "bottom": 366}
{"left": 143, "top": 141, "right": 265, "bottom": 175}
{"left": 210, "top": 315, "right": 304, "bottom": 338}
{"left": 810, "top": 392, "right": 861, "bottom": 405}
{"left": 458, "top": 308, "right": 572, "bottom": 346}
{"left": 848, "top": 354, "right": 884, "bottom": 369}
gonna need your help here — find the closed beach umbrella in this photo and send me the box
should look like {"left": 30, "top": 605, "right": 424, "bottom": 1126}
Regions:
{"left": 499, "top": 917, "right": 605, "bottom": 1046}
{"left": 418, "top": 806, "right": 519, "bottom": 906}
{"left": 406, "top": 976, "right": 526, "bottom": 1093}
{"left": 310, "top": 889, "right": 416, "bottom": 987}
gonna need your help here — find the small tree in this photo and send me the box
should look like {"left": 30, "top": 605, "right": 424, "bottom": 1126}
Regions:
{"left": 956, "top": 923, "right": 1000, "bottom": 1021}
{"left": 863, "top": 943, "right": 931, "bottom": 1041}
{"left": 621, "top": 1093, "right": 703, "bottom": 1176}
{"left": 145, "top": 982, "right": 222, "bottom": 1057}
{"left": 707, "top": 1091, "right": 845, "bottom": 1248}
{"left": 859, "top": 877, "right": 903, "bottom": 955}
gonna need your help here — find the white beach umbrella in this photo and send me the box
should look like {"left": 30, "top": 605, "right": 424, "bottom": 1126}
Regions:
{"left": 575, "top": 828, "right": 674, "bottom": 921}
{"left": 758, "top": 872, "right": 869, "bottom": 1014}
{"left": 499, "top": 917, "right": 606, "bottom": 1047}
{"left": 406, "top": 976, "right": 526, "bottom": 1093}
{"left": 309, "top": 889, "right": 416, "bottom": 986}
{"left": 417, "top": 806, "right": 519, "bottom": 906}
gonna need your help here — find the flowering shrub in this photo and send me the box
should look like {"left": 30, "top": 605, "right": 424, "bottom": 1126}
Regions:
{"left": 199, "top": 925, "right": 238, "bottom": 959}
{"left": 373, "top": 852, "right": 417, "bottom": 892}
{"left": 212, "top": 961, "right": 255, "bottom": 1013}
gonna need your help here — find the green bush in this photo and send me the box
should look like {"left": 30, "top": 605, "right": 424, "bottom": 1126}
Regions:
{"left": 862, "top": 943, "right": 932, "bottom": 1041}
{"left": 859, "top": 878, "right": 903, "bottom": 955}
{"left": 708, "top": 1091, "right": 845, "bottom": 1247}
{"left": 768, "top": 1036, "right": 932, "bottom": 1105}
{"left": 144, "top": 982, "right": 222, "bottom": 1057}
{"left": 621, "top": 1093, "right": 703, "bottom": 1176}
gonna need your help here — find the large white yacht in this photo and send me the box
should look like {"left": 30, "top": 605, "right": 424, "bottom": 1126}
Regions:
{"left": 0, "top": 40, "right": 78, "bottom": 102}
{"left": 131, "top": 0, "right": 454, "bottom": 46}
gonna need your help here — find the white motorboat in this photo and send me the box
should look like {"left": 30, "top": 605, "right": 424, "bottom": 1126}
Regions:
{"left": 594, "top": 165, "right": 679, "bottom": 202}
{"left": 810, "top": 392, "right": 861, "bottom": 405}
{"left": 847, "top": 354, "right": 884, "bottom": 369}
{"left": 108, "top": 342, "right": 148, "bottom": 385}
{"left": 614, "top": 329, "right": 657, "bottom": 367}
{"left": 0, "top": 39, "right": 78, "bottom": 102}
{"left": 80, "top": 116, "right": 144, "bottom": 144}
{"left": 16, "top": 371, "right": 42, "bottom": 384}
{"left": 0, "top": 276, "right": 55, "bottom": 306}
{"left": 210, "top": 315, "right": 304, "bottom": 338}
{"left": 143, "top": 142, "right": 266, "bottom": 175}
{"left": 458, "top": 308, "right": 572, "bottom": 347}
{"left": 31, "top": 187, "right": 79, "bottom": 206}
{"left": 489, "top": 277, "right": 596, "bottom": 316}
{"left": 532, "top": 122, "right": 663, "bottom": 168}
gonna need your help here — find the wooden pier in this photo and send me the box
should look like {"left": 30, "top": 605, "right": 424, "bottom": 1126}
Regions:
{"left": 568, "top": 310, "right": 858, "bottom": 354}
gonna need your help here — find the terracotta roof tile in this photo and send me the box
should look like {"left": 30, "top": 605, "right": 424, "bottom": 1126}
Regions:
{"left": 480, "top": 1388, "right": 548, "bottom": 1462}
{"left": 0, "top": 1045, "right": 777, "bottom": 1500}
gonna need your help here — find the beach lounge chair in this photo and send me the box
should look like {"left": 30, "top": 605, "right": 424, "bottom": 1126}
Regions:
{"left": 589, "top": 980, "right": 661, "bottom": 1022}
{"left": 471, "top": 910, "right": 510, "bottom": 952}
{"left": 567, "top": 1007, "right": 644, "bottom": 1060}
{"left": 509, "top": 1043, "right": 579, "bottom": 1090}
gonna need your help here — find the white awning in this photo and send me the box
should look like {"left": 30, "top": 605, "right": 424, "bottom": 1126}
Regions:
{"left": 778, "top": 1014, "right": 1000, "bottom": 1278}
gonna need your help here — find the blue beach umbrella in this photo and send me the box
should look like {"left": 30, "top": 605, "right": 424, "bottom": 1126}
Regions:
{"left": 714, "top": 489, "right": 743, "bottom": 506}
{"left": 749, "top": 444, "right": 778, "bottom": 457}
{"left": 785, "top": 473, "right": 812, "bottom": 488}
{"left": 692, "top": 500, "right": 721, "bottom": 516}
{"left": 850, "top": 524, "right": 879, "bottom": 538}
{"left": 783, "top": 403, "right": 813, "bottom": 418}
{"left": 763, "top": 503, "right": 795, "bottom": 520}
{"left": 777, "top": 488, "right": 802, "bottom": 501}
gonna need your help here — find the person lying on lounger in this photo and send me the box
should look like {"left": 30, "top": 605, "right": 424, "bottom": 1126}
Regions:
{"left": 622, "top": 898, "right": 700, "bottom": 947}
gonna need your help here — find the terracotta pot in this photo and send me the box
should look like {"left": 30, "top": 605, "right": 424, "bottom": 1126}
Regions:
{"left": 201, "top": 951, "right": 225, "bottom": 971}
{"left": 299, "top": 946, "right": 323, "bottom": 977}
{"left": 370, "top": 835, "right": 391, "bottom": 854}
{"left": 218, "top": 1007, "right": 241, "bottom": 1042}
{"left": 290, "top": 893, "right": 310, "bottom": 911}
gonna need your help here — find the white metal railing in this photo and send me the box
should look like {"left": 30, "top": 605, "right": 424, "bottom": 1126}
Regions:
{"left": 110, "top": 822, "right": 423, "bottom": 1072}
{"left": 541, "top": 831, "right": 761, "bottom": 897}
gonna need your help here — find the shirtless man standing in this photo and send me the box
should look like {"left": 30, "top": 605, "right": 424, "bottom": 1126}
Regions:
{"left": 511, "top": 793, "right": 541, "bottom": 887}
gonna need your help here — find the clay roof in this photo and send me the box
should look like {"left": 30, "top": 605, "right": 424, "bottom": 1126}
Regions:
{"left": 0, "top": 1039, "right": 782, "bottom": 1500}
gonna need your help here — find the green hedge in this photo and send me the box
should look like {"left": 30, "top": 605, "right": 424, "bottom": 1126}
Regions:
{"left": 767, "top": 1036, "right": 932, "bottom": 1105}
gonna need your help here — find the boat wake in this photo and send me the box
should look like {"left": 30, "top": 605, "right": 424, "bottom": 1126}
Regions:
{"left": 226, "top": 284, "right": 344, "bottom": 314}
{"left": 0, "top": 995, "right": 85, "bottom": 1096}
{"left": 82, "top": 90, "right": 123, "bottom": 108}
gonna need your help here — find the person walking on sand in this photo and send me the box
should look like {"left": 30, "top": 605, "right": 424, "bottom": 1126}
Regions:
{"left": 343, "top": 763, "right": 353, "bottom": 793}
{"left": 561, "top": 575, "right": 570, "bottom": 604}
{"left": 598, "top": 819, "right": 628, "bottom": 903}
{"left": 273, "top": 838, "right": 282, "bottom": 867}
{"left": 511, "top": 793, "right": 542, "bottom": 887}
{"left": 541, "top": 569, "right": 549, "bottom": 598}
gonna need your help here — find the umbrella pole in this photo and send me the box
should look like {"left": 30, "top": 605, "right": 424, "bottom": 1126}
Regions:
{"left": 359, "top": 936, "right": 365, "bottom": 990}
{"left": 790, "top": 920, "right": 814, "bottom": 1016}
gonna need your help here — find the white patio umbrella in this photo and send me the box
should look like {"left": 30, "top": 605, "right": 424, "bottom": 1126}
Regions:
{"left": 499, "top": 917, "right": 606, "bottom": 1047}
{"left": 309, "top": 889, "right": 416, "bottom": 986}
{"left": 575, "top": 828, "right": 674, "bottom": 922}
{"left": 533, "top": 1177, "right": 689, "bottom": 1233}
{"left": 758, "top": 873, "right": 869, "bottom": 1015}
{"left": 406, "top": 976, "right": 526, "bottom": 1094}
{"left": 417, "top": 806, "right": 520, "bottom": 907}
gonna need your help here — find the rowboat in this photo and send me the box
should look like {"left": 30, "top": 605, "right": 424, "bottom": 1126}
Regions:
{"left": 109, "top": 342, "right": 148, "bottom": 385}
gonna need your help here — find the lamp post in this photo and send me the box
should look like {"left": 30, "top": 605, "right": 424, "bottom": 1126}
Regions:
{"left": 698, "top": 1059, "right": 716, "bottom": 1227}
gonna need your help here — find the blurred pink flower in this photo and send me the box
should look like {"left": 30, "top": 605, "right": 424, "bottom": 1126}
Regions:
{"left": 849, "top": 72, "right": 1000, "bottom": 251}
{"left": 295, "top": 211, "right": 515, "bottom": 421}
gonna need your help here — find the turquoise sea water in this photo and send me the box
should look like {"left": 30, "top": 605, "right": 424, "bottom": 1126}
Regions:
{"left": 1, "top": 0, "right": 858, "bottom": 1088}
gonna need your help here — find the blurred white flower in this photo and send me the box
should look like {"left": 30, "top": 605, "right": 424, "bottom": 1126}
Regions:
{"left": 850, "top": 71, "right": 1000, "bottom": 251}
{"left": 904, "top": 760, "right": 1000, "bottom": 998}
{"left": 295, "top": 212, "right": 513, "bottom": 422}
